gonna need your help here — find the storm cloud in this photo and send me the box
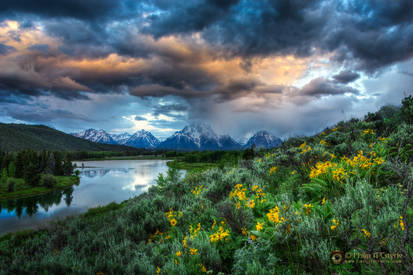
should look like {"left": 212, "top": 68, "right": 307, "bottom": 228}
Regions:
{"left": 0, "top": 0, "right": 412, "bottom": 138}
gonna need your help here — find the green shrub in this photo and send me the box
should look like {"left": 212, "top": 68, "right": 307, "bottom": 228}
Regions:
{"left": 41, "top": 174, "right": 57, "bottom": 188}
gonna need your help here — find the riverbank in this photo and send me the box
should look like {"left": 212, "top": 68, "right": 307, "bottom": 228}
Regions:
{"left": 166, "top": 160, "right": 219, "bottom": 172}
{"left": 0, "top": 176, "right": 79, "bottom": 201}
{"left": 72, "top": 155, "right": 171, "bottom": 161}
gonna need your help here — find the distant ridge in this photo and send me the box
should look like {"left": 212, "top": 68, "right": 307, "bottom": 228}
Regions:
{"left": 0, "top": 123, "right": 139, "bottom": 151}
{"left": 72, "top": 124, "right": 282, "bottom": 151}
{"left": 244, "top": 130, "right": 282, "bottom": 149}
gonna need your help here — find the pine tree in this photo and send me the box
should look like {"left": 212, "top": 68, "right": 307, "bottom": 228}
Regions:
{"left": 8, "top": 161, "right": 15, "bottom": 178}
{"left": 45, "top": 152, "right": 55, "bottom": 174}
{"left": 63, "top": 154, "right": 73, "bottom": 176}
{"left": 54, "top": 151, "right": 64, "bottom": 176}
{"left": 24, "top": 162, "right": 40, "bottom": 186}
{"left": 1, "top": 168, "right": 7, "bottom": 185}
{"left": 15, "top": 151, "right": 25, "bottom": 178}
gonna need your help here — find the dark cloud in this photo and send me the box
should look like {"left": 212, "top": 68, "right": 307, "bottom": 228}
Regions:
{"left": 4, "top": 105, "right": 93, "bottom": 122}
{"left": 146, "top": 0, "right": 240, "bottom": 37}
{"left": 134, "top": 115, "right": 147, "bottom": 121}
{"left": 0, "top": 0, "right": 123, "bottom": 21}
{"left": 153, "top": 103, "right": 188, "bottom": 116}
{"left": 142, "top": 0, "right": 413, "bottom": 71}
{"left": 332, "top": 70, "right": 360, "bottom": 83}
{"left": 300, "top": 77, "right": 360, "bottom": 97}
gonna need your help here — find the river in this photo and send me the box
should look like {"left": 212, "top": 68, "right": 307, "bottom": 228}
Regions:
{"left": 0, "top": 159, "right": 170, "bottom": 235}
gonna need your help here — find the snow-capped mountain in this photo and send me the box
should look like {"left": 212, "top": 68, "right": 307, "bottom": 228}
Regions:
{"left": 218, "top": 135, "right": 242, "bottom": 150}
{"left": 111, "top": 133, "right": 132, "bottom": 145}
{"left": 158, "top": 123, "right": 242, "bottom": 151}
{"left": 244, "top": 130, "right": 282, "bottom": 149}
{"left": 72, "top": 129, "right": 117, "bottom": 145}
{"left": 71, "top": 126, "right": 281, "bottom": 151}
{"left": 124, "top": 130, "right": 160, "bottom": 149}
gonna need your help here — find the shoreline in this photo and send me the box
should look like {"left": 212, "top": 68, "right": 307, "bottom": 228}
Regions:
{"left": 0, "top": 176, "right": 80, "bottom": 201}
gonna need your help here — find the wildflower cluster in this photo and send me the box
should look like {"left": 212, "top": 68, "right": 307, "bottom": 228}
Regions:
{"left": 332, "top": 167, "right": 347, "bottom": 183}
{"left": 331, "top": 218, "right": 339, "bottom": 230}
{"left": 362, "top": 129, "right": 374, "bottom": 135}
{"left": 309, "top": 161, "right": 337, "bottom": 179}
{"left": 191, "top": 185, "right": 204, "bottom": 196}
{"left": 266, "top": 206, "right": 285, "bottom": 225}
{"left": 189, "top": 223, "right": 201, "bottom": 239}
{"left": 251, "top": 185, "right": 266, "bottom": 203}
{"left": 165, "top": 208, "right": 182, "bottom": 227}
{"left": 230, "top": 183, "right": 266, "bottom": 209}
{"left": 361, "top": 228, "right": 371, "bottom": 238}
{"left": 209, "top": 224, "right": 230, "bottom": 242}
{"left": 299, "top": 142, "right": 312, "bottom": 154}
{"left": 303, "top": 203, "right": 313, "bottom": 215}
{"left": 342, "top": 150, "right": 384, "bottom": 169}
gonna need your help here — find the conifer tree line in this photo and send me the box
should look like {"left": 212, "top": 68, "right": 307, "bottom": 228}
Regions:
{"left": 0, "top": 150, "right": 74, "bottom": 187}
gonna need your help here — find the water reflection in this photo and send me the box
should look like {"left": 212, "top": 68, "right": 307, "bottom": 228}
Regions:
{"left": 0, "top": 187, "right": 74, "bottom": 218}
{"left": 0, "top": 159, "right": 170, "bottom": 235}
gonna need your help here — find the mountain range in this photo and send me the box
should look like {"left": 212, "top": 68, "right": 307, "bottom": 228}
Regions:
{"left": 71, "top": 124, "right": 282, "bottom": 151}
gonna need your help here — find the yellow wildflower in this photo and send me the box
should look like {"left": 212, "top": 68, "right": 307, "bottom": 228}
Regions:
{"left": 320, "top": 139, "right": 327, "bottom": 145}
{"left": 174, "top": 259, "right": 178, "bottom": 265}
{"left": 269, "top": 166, "right": 278, "bottom": 175}
{"left": 209, "top": 226, "right": 230, "bottom": 243}
{"left": 247, "top": 199, "right": 255, "bottom": 208}
{"left": 241, "top": 227, "right": 248, "bottom": 236}
{"left": 362, "top": 129, "right": 374, "bottom": 135}
{"left": 250, "top": 234, "right": 257, "bottom": 241}
{"left": 170, "top": 218, "right": 177, "bottom": 227}
{"left": 256, "top": 221, "right": 263, "bottom": 231}
{"left": 303, "top": 203, "right": 313, "bottom": 215}
{"left": 332, "top": 167, "right": 347, "bottom": 183}
{"left": 399, "top": 216, "right": 405, "bottom": 231}
{"left": 331, "top": 219, "right": 339, "bottom": 230}
{"left": 211, "top": 219, "right": 216, "bottom": 229}
{"left": 321, "top": 197, "right": 326, "bottom": 205}
{"left": 291, "top": 170, "right": 296, "bottom": 175}
{"left": 176, "top": 251, "right": 182, "bottom": 257}
{"left": 201, "top": 265, "right": 207, "bottom": 273}
{"left": 189, "top": 248, "right": 198, "bottom": 255}
{"left": 267, "top": 206, "right": 285, "bottom": 224}
{"left": 156, "top": 266, "right": 160, "bottom": 275}
{"left": 361, "top": 229, "right": 371, "bottom": 238}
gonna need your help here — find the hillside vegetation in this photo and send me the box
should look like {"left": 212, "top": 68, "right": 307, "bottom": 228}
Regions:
{"left": 0, "top": 97, "right": 412, "bottom": 274}
{"left": 0, "top": 123, "right": 139, "bottom": 152}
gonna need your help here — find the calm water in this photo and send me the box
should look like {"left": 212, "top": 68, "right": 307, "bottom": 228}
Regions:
{"left": 0, "top": 159, "right": 170, "bottom": 236}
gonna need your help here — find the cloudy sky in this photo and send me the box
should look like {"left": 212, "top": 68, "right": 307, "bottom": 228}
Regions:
{"left": 0, "top": 0, "right": 412, "bottom": 141}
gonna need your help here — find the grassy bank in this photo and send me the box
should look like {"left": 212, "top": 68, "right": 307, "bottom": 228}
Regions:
{"left": 73, "top": 155, "right": 171, "bottom": 161}
{"left": 0, "top": 176, "right": 79, "bottom": 201}
{"left": 0, "top": 97, "right": 412, "bottom": 274}
{"left": 166, "top": 160, "right": 220, "bottom": 172}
